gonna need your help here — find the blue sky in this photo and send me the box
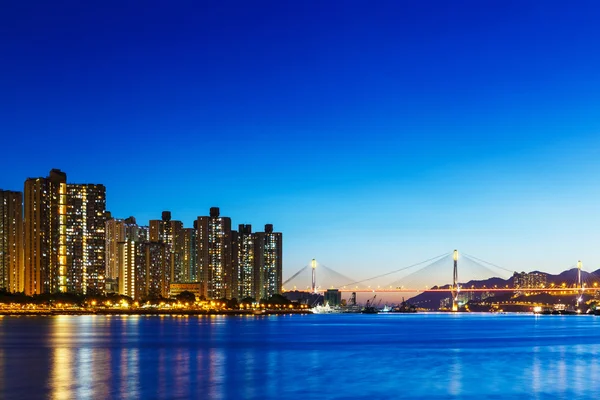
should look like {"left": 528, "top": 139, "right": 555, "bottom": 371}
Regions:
{"left": 2, "top": 1, "right": 600, "bottom": 284}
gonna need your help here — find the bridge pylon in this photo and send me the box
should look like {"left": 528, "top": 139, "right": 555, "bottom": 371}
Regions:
{"left": 451, "top": 250, "right": 459, "bottom": 311}
{"left": 577, "top": 260, "right": 583, "bottom": 306}
{"left": 311, "top": 259, "right": 317, "bottom": 293}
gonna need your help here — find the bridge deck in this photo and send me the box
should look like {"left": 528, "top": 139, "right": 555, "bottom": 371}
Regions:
{"left": 308, "top": 288, "right": 590, "bottom": 293}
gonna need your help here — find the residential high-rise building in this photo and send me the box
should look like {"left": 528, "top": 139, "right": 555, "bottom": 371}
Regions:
{"left": 149, "top": 211, "right": 173, "bottom": 243}
{"left": 118, "top": 240, "right": 142, "bottom": 299}
{"left": 150, "top": 211, "right": 185, "bottom": 284}
{"left": 106, "top": 217, "right": 126, "bottom": 281}
{"left": 24, "top": 169, "right": 67, "bottom": 295}
{"left": 23, "top": 169, "right": 109, "bottom": 295}
{"left": 142, "top": 241, "right": 171, "bottom": 298}
{"left": 170, "top": 221, "right": 185, "bottom": 283}
{"left": 182, "top": 228, "right": 197, "bottom": 282}
{"left": 116, "top": 217, "right": 148, "bottom": 300}
{"left": 230, "top": 229, "right": 239, "bottom": 299}
{"left": 66, "top": 184, "right": 106, "bottom": 294}
{"left": 237, "top": 224, "right": 255, "bottom": 300}
{"left": 106, "top": 216, "right": 139, "bottom": 281}
{"left": 196, "top": 207, "right": 235, "bottom": 299}
{"left": 254, "top": 224, "right": 282, "bottom": 300}
{"left": 513, "top": 271, "right": 547, "bottom": 290}
{"left": 0, "top": 190, "right": 23, "bottom": 292}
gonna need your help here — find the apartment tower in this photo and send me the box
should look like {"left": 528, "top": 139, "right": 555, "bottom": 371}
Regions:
{"left": 24, "top": 169, "right": 67, "bottom": 295}
{"left": 0, "top": 190, "right": 23, "bottom": 292}
{"left": 196, "top": 207, "right": 235, "bottom": 299}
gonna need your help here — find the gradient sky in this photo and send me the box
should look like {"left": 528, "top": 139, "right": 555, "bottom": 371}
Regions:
{"left": 2, "top": 1, "right": 600, "bottom": 285}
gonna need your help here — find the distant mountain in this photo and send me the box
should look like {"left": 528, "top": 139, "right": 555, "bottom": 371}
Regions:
{"left": 545, "top": 268, "right": 600, "bottom": 286}
{"left": 410, "top": 266, "right": 599, "bottom": 309}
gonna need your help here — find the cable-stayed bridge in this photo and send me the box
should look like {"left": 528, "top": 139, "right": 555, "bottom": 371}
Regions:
{"left": 283, "top": 250, "right": 599, "bottom": 310}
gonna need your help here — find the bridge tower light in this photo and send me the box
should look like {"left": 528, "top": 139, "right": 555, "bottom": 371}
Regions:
{"left": 311, "top": 259, "right": 317, "bottom": 294}
{"left": 452, "top": 249, "right": 459, "bottom": 312}
{"left": 577, "top": 260, "right": 584, "bottom": 307}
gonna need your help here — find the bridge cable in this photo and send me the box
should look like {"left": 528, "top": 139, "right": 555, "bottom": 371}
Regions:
{"left": 336, "top": 252, "right": 451, "bottom": 289}
{"left": 461, "top": 255, "right": 511, "bottom": 280}
{"left": 387, "top": 255, "right": 452, "bottom": 288}
{"left": 282, "top": 265, "right": 309, "bottom": 286}
{"left": 462, "top": 253, "right": 515, "bottom": 274}
{"left": 318, "top": 264, "right": 358, "bottom": 288}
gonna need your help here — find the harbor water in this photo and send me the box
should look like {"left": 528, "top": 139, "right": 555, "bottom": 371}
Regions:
{"left": 1, "top": 313, "right": 600, "bottom": 399}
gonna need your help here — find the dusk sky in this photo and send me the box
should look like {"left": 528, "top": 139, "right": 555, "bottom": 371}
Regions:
{"left": 2, "top": 1, "right": 600, "bottom": 285}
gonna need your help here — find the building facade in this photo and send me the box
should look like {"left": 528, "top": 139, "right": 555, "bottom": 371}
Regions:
{"left": 254, "top": 224, "right": 283, "bottom": 300}
{"left": 324, "top": 289, "right": 342, "bottom": 306}
{"left": 237, "top": 224, "right": 255, "bottom": 300}
{"left": 143, "top": 241, "right": 171, "bottom": 298}
{"left": 196, "top": 207, "right": 235, "bottom": 299}
{"left": 23, "top": 169, "right": 109, "bottom": 295}
{"left": 66, "top": 184, "right": 106, "bottom": 294}
{"left": 116, "top": 218, "right": 149, "bottom": 300}
{"left": 105, "top": 216, "right": 126, "bottom": 281}
{"left": 24, "top": 169, "right": 67, "bottom": 295}
{"left": 118, "top": 240, "right": 142, "bottom": 300}
{"left": 0, "top": 190, "right": 23, "bottom": 292}
{"left": 150, "top": 211, "right": 185, "bottom": 284}
{"left": 513, "top": 271, "right": 547, "bottom": 289}
{"left": 182, "top": 228, "right": 197, "bottom": 282}
{"left": 169, "top": 282, "right": 202, "bottom": 301}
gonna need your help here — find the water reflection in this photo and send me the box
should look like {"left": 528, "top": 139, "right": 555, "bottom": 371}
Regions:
{"left": 531, "top": 346, "right": 541, "bottom": 397}
{"left": 120, "top": 348, "right": 139, "bottom": 398}
{"left": 448, "top": 350, "right": 462, "bottom": 396}
{"left": 0, "top": 349, "right": 4, "bottom": 396}
{"left": 1, "top": 314, "right": 600, "bottom": 399}
{"left": 51, "top": 347, "right": 73, "bottom": 400}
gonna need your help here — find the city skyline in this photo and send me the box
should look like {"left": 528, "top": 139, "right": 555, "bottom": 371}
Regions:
{"left": 3, "top": 3, "right": 600, "bottom": 400}
{"left": 2, "top": 2, "right": 600, "bottom": 279}
{"left": 1, "top": 168, "right": 283, "bottom": 301}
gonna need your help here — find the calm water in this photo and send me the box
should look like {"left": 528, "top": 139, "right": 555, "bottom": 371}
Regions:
{"left": 1, "top": 313, "right": 600, "bottom": 399}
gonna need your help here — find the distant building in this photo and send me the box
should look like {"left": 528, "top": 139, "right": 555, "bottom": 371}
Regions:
{"left": 150, "top": 211, "right": 185, "bottom": 284}
{"left": 114, "top": 218, "right": 147, "bottom": 298}
{"left": 142, "top": 241, "right": 171, "bottom": 298}
{"left": 105, "top": 278, "right": 118, "bottom": 294}
{"left": 182, "top": 228, "right": 197, "bottom": 282}
{"left": 0, "top": 190, "right": 23, "bottom": 292}
{"left": 513, "top": 271, "right": 547, "bottom": 289}
{"left": 237, "top": 224, "right": 255, "bottom": 300}
{"left": 66, "top": 183, "right": 106, "bottom": 294}
{"left": 105, "top": 217, "right": 126, "bottom": 281}
{"left": 324, "top": 289, "right": 342, "bottom": 306}
{"left": 118, "top": 240, "right": 143, "bottom": 300}
{"left": 134, "top": 223, "right": 149, "bottom": 243}
{"left": 24, "top": 169, "right": 67, "bottom": 295}
{"left": 196, "top": 207, "right": 235, "bottom": 299}
{"left": 23, "top": 169, "right": 108, "bottom": 295}
{"left": 283, "top": 290, "right": 321, "bottom": 305}
{"left": 254, "top": 224, "right": 282, "bottom": 300}
{"left": 440, "top": 297, "right": 451, "bottom": 309}
{"left": 170, "top": 282, "right": 202, "bottom": 300}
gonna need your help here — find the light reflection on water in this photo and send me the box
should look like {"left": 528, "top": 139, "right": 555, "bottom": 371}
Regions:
{"left": 0, "top": 314, "right": 600, "bottom": 399}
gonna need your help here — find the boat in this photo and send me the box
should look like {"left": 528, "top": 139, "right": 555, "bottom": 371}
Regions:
{"left": 361, "top": 305, "right": 379, "bottom": 314}
{"left": 340, "top": 292, "right": 361, "bottom": 313}
{"left": 380, "top": 305, "right": 392, "bottom": 313}
{"left": 361, "top": 296, "right": 379, "bottom": 314}
{"left": 340, "top": 304, "right": 362, "bottom": 313}
{"left": 311, "top": 303, "right": 341, "bottom": 314}
{"left": 391, "top": 298, "right": 417, "bottom": 313}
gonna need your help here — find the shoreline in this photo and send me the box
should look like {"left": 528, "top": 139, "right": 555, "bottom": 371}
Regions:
{"left": 1, "top": 310, "right": 596, "bottom": 317}
{"left": 0, "top": 309, "right": 313, "bottom": 316}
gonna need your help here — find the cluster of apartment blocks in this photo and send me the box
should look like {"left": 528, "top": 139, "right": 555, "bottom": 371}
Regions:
{"left": 0, "top": 169, "right": 282, "bottom": 301}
